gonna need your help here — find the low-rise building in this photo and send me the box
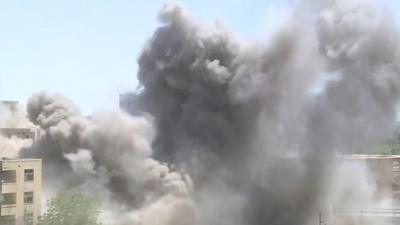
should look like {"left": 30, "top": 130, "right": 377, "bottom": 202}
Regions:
{"left": 0, "top": 159, "right": 42, "bottom": 225}
{"left": 0, "top": 129, "right": 39, "bottom": 142}
{"left": 344, "top": 154, "right": 400, "bottom": 201}
{"left": 331, "top": 155, "right": 400, "bottom": 225}
{"left": 0, "top": 101, "right": 19, "bottom": 114}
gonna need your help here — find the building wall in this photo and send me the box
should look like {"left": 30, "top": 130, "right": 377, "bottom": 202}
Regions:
{"left": 0, "top": 101, "right": 18, "bottom": 114}
{"left": 0, "top": 128, "right": 39, "bottom": 142}
{"left": 0, "top": 159, "right": 42, "bottom": 225}
{"left": 331, "top": 155, "right": 400, "bottom": 225}
{"left": 348, "top": 156, "right": 400, "bottom": 202}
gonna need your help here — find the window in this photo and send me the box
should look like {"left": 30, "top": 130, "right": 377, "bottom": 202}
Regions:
{"left": 24, "top": 169, "right": 34, "bottom": 182}
{"left": 1, "top": 193, "right": 16, "bottom": 205}
{"left": 0, "top": 170, "right": 16, "bottom": 183}
{"left": 24, "top": 213, "right": 33, "bottom": 225}
{"left": 24, "top": 192, "right": 34, "bottom": 204}
{"left": 394, "top": 161, "right": 400, "bottom": 172}
{"left": 0, "top": 215, "right": 16, "bottom": 225}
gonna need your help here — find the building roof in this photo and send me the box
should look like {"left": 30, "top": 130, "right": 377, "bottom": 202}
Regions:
{"left": 344, "top": 154, "right": 400, "bottom": 160}
{"left": 0, "top": 128, "right": 37, "bottom": 132}
{"left": 1, "top": 158, "right": 42, "bottom": 162}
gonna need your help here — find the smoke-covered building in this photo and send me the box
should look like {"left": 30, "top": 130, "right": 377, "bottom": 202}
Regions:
{"left": 0, "top": 101, "right": 42, "bottom": 225}
{"left": 0, "top": 100, "right": 40, "bottom": 159}
{"left": 331, "top": 155, "right": 400, "bottom": 225}
{"left": 345, "top": 154, "right": 400, "bottom": 201}
{"left": 0, "top": 129, "right": 39, "bottom": 143}
{"left": 0, "top": 159, "right": 42, "bottom": 225}
{"left": 0, "top": 101, "right": 18, "bottom": 114}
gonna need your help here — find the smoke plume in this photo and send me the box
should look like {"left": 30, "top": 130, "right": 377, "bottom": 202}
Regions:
{"left": 130, "top": 0, "right": 400, "bottom": 224}
{"left": 22, "top": 92, "right": 194, "bottom": 224}
{"left": 5, "top": 0, "right": 400, "bottom": 225}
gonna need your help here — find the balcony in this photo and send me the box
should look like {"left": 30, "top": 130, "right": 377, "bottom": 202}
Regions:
{"left": 0, "top": 204, "right": 16, "bottom": 216}
{"left": 24, "top": 204, "right": 34, "bottom": 212}
{"left": 0, "top": 183, "right": 17, "bottom": 194}
{"left": 23, "top": 182, "right": 35, "bottom": 192}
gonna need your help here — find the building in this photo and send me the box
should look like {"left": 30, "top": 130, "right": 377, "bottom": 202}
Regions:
{"left": 0, "top": 159, "right": 42, "bottom": 225}
{"left": 0, "top": 128, "right": 39, "bottom": 142}
{"left": 0, "top": 101, "right": 19, "bottom": 114}
{"left": 0, "top": 100, "right": 39, "bottom": 143}
{"left": 344, "top": 154, "right": 400, "bottom": 201}
{"left": 331, "top": 155, "right": 400, "bottom": 225}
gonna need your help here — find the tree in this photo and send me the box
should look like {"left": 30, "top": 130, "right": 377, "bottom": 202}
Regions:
{"left": 38, "top": 192, "right": 101, "bottom": 225}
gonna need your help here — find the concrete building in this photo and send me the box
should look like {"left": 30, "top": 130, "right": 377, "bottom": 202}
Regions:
{"left": 330, "top": 155, "right": 400, "bottom": 225}
{"left": 0, "top": 101, "right": 19, "bottom": 114}
{"left": 344, "top": 154, "right": 400, "bottom": 201}
{"left": 0, "top": 128, "right": 39, "bottom": 142}
{"left": 0, "top": 159, "right": 42, "bottom": 225}
{"left": 0, "top": 100, "right": 40, "bottom": 143}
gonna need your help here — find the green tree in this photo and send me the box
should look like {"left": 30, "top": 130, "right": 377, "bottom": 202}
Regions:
{"left": 38, "top": 192, "right": 101, "bottom": 225}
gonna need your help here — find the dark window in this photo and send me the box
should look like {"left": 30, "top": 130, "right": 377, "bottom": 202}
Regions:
{"left": 0, "top": 170, "right": 16, "bottom": 183}
{"left": 24, "top": 169, "right": 34, "bottom": 182}
{"left": 0, "top": 193, "right": 16, "bottom": 205}
{"left": 24, "top": 192, "right": 34, "bottom": 204}
{"left": 24, "top": 212, "right": 34, "bottom": 225}
{"left": 0, "top": 215, "right": 16, "bottom": 225}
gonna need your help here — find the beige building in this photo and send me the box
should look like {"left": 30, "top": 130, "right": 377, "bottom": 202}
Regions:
{"left": 0, "top": 159, "right": 42, "bottom": 225}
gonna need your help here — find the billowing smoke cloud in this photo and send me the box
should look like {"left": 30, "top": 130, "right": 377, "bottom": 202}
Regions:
{"left": 128, "top": 0, "right": 400, "bottom": 225}
{"left": 9, "top": 0, "right": 400, "bottom": 225}
{"left": 22, "top": 92, "right": 194, "bottom": 225}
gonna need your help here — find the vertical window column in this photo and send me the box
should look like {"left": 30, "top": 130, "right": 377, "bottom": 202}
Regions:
{"left": 24, "top": 192, "right": 34, "bottom": 204}
{"left": 24, "top": 169, "right": 34, "bottom": 182}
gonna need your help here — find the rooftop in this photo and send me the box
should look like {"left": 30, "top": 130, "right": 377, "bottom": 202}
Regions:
{"left": 0, "top": 128, "right": 37, "bottom": 131}
{"left": 344, "top": 154, "right": 400, "bottom": 160}
{"left": 1, "top": 158, "right": 42, "bottom": 162}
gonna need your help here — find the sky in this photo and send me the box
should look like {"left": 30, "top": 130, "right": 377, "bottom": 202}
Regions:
{"left": 1, "top": 0, "right": 399, "bottom": 115}
{"left": 0, "top": 0, "right": 291, "bottom": 115}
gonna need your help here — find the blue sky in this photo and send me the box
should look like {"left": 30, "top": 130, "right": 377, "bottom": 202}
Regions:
{"left": 1, "top": 0, "right": 399, "bottom": 115}
{"left": 0, "top": 0, "right": 289, "bottom": 115}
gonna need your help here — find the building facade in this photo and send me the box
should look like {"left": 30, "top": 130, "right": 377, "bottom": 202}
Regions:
{"left": 345, "top": 154, "right": 400, "bottom": 201}
{"left": 0, "top": 101, "right": 19, "bottom": 113}
{"left": 0, "top": 128, "right": 40, "bottom": 142}
{"left": 332, "top": 155, "right": 400, "bottom": 225}
{"left": 0, "top": 159, "right": 42, "bottom": 225}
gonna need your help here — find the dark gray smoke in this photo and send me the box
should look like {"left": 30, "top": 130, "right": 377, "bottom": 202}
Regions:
{"left": 14, "top": 0, "right": 400, "bottom": 225}
{"left": 22, "top": 92, "right": 194, "bottom": 224}
{"left": 126, "top": 0, "right": 400, "bottom": 225}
